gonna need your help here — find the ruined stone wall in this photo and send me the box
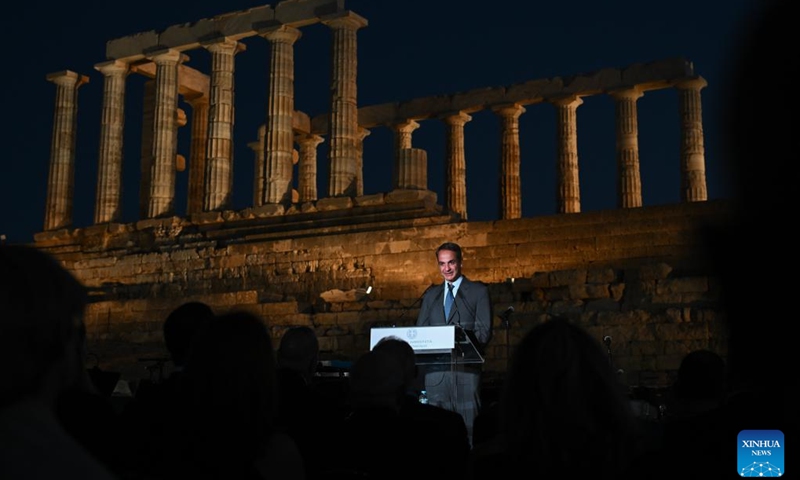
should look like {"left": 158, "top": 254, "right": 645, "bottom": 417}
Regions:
{"left": 36, "top": 199, "right": 730, "bottom": 388}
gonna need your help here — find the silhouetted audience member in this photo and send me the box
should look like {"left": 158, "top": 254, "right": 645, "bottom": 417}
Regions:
{"left": 54, "top": 321, "right": 126, "bottom": 473}
{"left": 469, "top": 316, "right": 644, "bottom": 479}
{"left": 0, "top": 245, "right": 118, "bottom": 479}
{"left": 709, "top": 0, "right": 796, "bottom": 433}
{"left": 373, "top": 336, "right": 471, "bottom": 478}
{"left": 118, "top": 301, "right": 214, "bottom": 478}
{"left": 637, "top": 349, "right": 729, "bottom": 479}
{"left": 322, "top": 348, "right": 414, "bottom": 480}
{"left": 159, "top": 310, "right": 305, "bottom": 480}
{"left": 276, "top": 326, "right": 343, "bottom": 479}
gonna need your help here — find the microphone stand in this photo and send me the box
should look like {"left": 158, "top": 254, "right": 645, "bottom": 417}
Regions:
{"left": 503, "top": 313, "right": 512, "bottom": 370}
{"left": 395, "top": 283, "right": 434, "bottom": 327}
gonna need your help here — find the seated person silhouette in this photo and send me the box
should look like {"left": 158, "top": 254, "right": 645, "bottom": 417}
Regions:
{"left": 372, "top": 336, "right": 471, "bottom": 477}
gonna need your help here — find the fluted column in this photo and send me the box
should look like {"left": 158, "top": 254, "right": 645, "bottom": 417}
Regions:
{"left": 396, "top": 148, "right": 427, "bottom": 190}
{"left": 44, "top": 70, "right": 89, "bottom": 231}
{"left": 322, "top": 11, "right": 368, "bottom": 197}
{"left": 296, "top": 133, "right": 324, "bottom": 202}
{"left": 610, "top": 87, "right": 644, "bottom": 208}
{"left": 553, "top": 96, "right": 583, "bottom": 214}
{"left": 248, "top": 124, "right": 266, "bottom": 207}
{"left": 185, "top": 94, "right": 209, "bottom": 214}
{"left": 356, "top": 126, "right": 370, "bottom": 196}
{"left": 442, "top": 112, "right": 471, "bottom": 219}
{"left": 392, "top": 120, "right": 419, "bottom": 190}
{"left": 146, "top": 49, "right": 184, "bottom": 218}
{"left": 259, "top": 26, "right": 301, "bottom": 207}
{"left": 202, "top": 38, "right": 242, "bottom": 211}
{"left": 93, "top": 60, "right": 129, "bottom": 224}
{"left": 494, "top": 104, "right": 525, "bottom": 219}
{"left": 676, "top": 77, "right": 708, "bottom": 202}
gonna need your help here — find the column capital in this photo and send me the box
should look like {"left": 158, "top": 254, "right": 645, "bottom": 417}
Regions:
{"left": 46, "top": 70, "right": 89, "bottom": 87}
{"left": 391, "top": 119, "right": 420, "bottom": 133}
{"left": 440, "top": 111, "right": 473, "bottom": 126}
{"left": 357, "top": 126, "right": 371, "bottom": 141}
{"left": 295, "top": 133, "right": 325, "bottom": 147}
{"left": 608, "top": 86, "right": 643, "bottom": 101}
{"left": 492, "top": 103, "right": 526, "bottom": 118}
{"left": 321, "top": 10, "right": 368, "bottom": 30}
{"left": 202, "top": 36, "right": 247, "bottom": 54}
{"left": 146, "top": 48, "right": 187, "bottom": 65}
{"left": 94, "top": 60, "right": 129, "bottom": 77}
{"left": 551, "top": 95, "right": 583, "bottom": 108}
{"left": 258, "top": 24, "right": 302, "bottom": 44}
{"left": 675, "top": 76, "right": 708, "bottom": 91}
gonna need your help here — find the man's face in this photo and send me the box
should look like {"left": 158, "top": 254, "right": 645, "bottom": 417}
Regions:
{"left": 437, "top": 249, "right": 462, "bottom": 283}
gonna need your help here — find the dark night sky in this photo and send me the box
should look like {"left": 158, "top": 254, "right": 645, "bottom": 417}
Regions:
{"left": 1, "top": 0, "right": 760, "bottom": 244}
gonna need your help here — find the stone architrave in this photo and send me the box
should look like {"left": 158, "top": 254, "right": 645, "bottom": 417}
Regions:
{"left": 442, "top": 112, "right": 472, "bottom": 219}
{"left": 610, "top": 87, "right": 644, "bottom": 209}
{"left": 676, "top": 76, "right": 708, "bottom": 202}
{"left": 202, "top": 38, "right": 243, "bottom": 212}
{"left": 185, "top": 94, "right": 209, "bottom": 214}
{"left": 322, "top": 11, "right": 368, "bottom": 197}
{"left": 494, "top": 104, "right": 526, "bottom": 220}
{"left": 146, "top": 49, "right": 184, "bottom": 218}
{"left": 93, "top": 60, "right": 129, "bottom": 225}
{"left": 553, "top": 95, "right": 583, "bottom": 214}
{"left": 296, "top": 133, "right": 324, "bottom": 202}
{"left": 259, "top": 25, "right": 302, "bottom": 207}
{"left": 44, "top": 70, "right": 89, "bottom": 231}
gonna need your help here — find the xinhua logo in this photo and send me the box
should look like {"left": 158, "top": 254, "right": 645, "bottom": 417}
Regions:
{"left": 738, "top": 430, "right": 784, "bottom": 477}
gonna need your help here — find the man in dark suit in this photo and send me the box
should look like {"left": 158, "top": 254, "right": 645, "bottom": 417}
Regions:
{"left": 416, "top": 241, "right": 492, "bottom": 444}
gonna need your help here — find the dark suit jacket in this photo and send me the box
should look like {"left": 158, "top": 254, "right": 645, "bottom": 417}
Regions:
{"left": 416, "top": 275, "right": 492, "bottom": 350}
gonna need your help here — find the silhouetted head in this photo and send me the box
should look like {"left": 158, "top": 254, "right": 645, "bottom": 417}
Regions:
{"left": 183, "top": 311, "right": 277, "bottom": 437}
{"left": 277, "top": 325, "right": 319, "bottom": 381}
{"left": 372, "top": 336, "right": 418, "bottom": 392}
{"left": 674, "top": 349, "right": 726, "bottom": 401}
{"left": 348, "top": 349, "right": 405, "bottom": 411}
{"left": 163, "top": 301, "right": 214, "bottom": 368}
{"left": 0, "top": 245, "right": 88, "bottom": 407}
{"left": 500, "top": 316, "right": 641, "bottom": 475}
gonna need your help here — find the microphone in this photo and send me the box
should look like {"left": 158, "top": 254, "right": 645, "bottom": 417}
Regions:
{"left": 397, "top": 283, "right": 435, "bottom": 326}
{"left": 500, "top": 306, "right": 514, "bottom": 320}
{"left": 603, "top": 335, "right": 612, "bottom": 349}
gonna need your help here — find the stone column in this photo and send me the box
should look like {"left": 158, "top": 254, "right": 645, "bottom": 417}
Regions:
{"left": 392, "top": 120, "right": 419, "bottom": 190}
{"left": 610, "top": 87, "right": 644, "bottom": 208}
{"left": 442, "top": 112, "right": 471, "bottom": 219}
{"left": 676, "top": 77, "right": 708, "bottom": 202}
{"left": 356, "top": 126, "right": 370, "bottom": 196}
{"left": 553, "top": 96, "right": 583, "bottom": 214}
{"left": 202, "top": 38, "right": 242, "bottom": 211}
{"left": 251, "top": 124, "right": 267, "bottom": 207}
{"left": 396, "top": 148, "right": 427, "bottom": 190}
{"left": 93, "top": 60, "right": 129, "bottom": 225}
{"left": 494, "top": 104, "right": 526, "bottom": 220}
{"left": 296, "top": 134, "right": 324, "bottom": 203}
{"left": 322, "top": 11, "right": 368, "bottom": 197}
{"left": 259, "top": 26, "right": 302, "bottom": 207}
{"left": 185, "top": 94, "right": 209, "bottom": 214}
{"left": 44, "top": 70, "right": 88, "bottom": 231}
{"left": 146, "top": 49, "right": 184, "bottom": 218}
{"left": 139, "top": 80, "right": 156, "bottom": 219}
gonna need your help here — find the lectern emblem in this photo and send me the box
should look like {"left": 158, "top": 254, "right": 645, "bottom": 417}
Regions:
{"left": 406, "top": 329, "right": 417, "bottom": 340}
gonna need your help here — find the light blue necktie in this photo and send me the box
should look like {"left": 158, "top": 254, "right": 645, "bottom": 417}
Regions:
{"left": 444, "top": 282, "right": 455, "bottom": 319}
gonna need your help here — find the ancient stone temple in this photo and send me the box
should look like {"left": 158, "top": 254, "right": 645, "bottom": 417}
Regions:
{"left": 33, "top": 0, "right": 727, "bottom": 391}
